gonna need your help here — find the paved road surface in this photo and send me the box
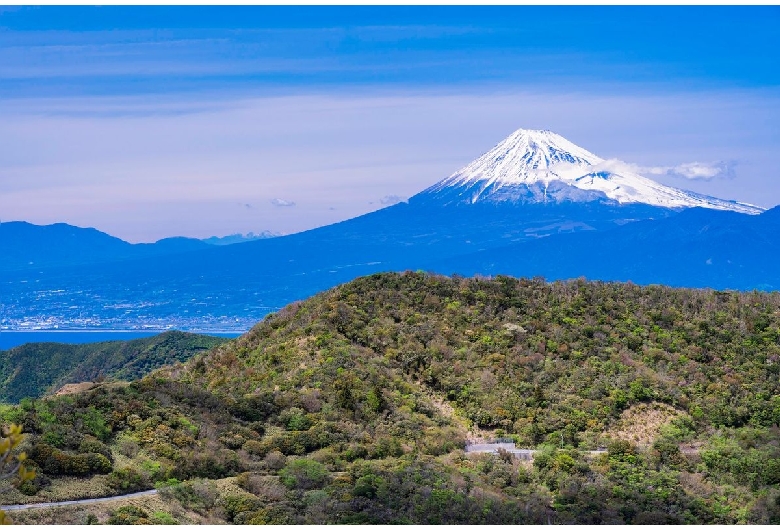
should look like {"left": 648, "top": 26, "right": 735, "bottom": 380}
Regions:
{"left": 465, "top": 443, "right": 608, "bottom": 459}
{"left": 1, "top": 489, "right": 158, "bottom": 512}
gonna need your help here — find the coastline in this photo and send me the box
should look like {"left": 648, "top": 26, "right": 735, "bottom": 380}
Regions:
{"left": 0, "top": 329, "right": 245, "bottom": 334}
{"left": 0, "top": 329, "right": 243, "bottom": 350}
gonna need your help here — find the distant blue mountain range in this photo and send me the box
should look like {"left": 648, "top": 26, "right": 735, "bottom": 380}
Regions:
{"left": 432, "top": 205, "right": 780, "bottom": 290}
{"left": 0, "top": 223, "right": 282, "bottom": 273}
{"left": 2, "top": 129, "right": 776, "bottom": 330}
{"left": 0, "top": 221, "right": 209, "bottom": 272}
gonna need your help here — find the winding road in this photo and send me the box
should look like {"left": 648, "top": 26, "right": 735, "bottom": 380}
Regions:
{"left": 0, "top": 489, "right": 158, "bottom": 512}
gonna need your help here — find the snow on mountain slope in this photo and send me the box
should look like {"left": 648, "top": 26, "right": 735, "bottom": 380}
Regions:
{"left": 421, "top": 129, "right": 763, "bottom": 214}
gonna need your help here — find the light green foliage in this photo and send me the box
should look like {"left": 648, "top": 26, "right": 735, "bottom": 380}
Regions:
{"left": 280, "top": 458, "right": 329, "bottom": 489}
{"left": 151, "top": 511, "right": 178, "bottom": 524}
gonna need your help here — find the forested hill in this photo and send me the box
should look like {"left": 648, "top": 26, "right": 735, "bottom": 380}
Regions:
{"left": 0, "top": 331, "right": 228, "bottom": 403}
{"left": 179, "top": 272, "right": 780, "bottom": 438}
{"left": 3, "top": 273, "right": 779, "bottom": 524}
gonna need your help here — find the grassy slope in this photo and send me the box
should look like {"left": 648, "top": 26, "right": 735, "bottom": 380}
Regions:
{"left": 2, "top": 272, "right": 779, "bottom": 524}
{"left": 0, "top": 331, "right": 228, "bottom": 403}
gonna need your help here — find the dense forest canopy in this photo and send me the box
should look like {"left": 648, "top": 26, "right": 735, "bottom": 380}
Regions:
{"left": 0, "top": 331, "right": 228, "bottom": 403}
{"left": 2, "top": 272, "right": 779, "bottom": 524}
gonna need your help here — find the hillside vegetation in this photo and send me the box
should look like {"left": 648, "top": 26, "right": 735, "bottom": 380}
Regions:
{"left": 0, "top": 331, "right": 228, "bottom": 402}
{"left": 2, "top": 273, "right": 780, "bottom": 524}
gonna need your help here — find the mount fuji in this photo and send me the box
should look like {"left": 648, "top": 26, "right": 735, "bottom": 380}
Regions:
{"left": 2, "top": 128, "right": 777, "bottom": 330}
{"left": 417, "top": 128, "right": 762, "bottom": 214}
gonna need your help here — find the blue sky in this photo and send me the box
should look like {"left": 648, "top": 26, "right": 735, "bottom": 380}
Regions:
{"left": 1, "top": 6, "right": 778, "bottom": 241}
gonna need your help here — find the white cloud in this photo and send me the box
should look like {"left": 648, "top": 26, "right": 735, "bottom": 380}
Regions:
{"left": 270, "top": 198, "right": 295, "bottom": 207}
{"left": 593, "top": 158, "right": 736, "bottom": 181}
{"left": 668, "top": 161, "right": 735, "bottom": 181}
{"left": 589, "top": 158, "right": 645, "bottom": 176}
{"left": 379, "top": 194, "right": 406, "bottom": 205}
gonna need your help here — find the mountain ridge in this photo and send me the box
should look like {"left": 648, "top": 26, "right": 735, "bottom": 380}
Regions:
{"left": 428, "top": 205, "right": 780, "bottom": 291}
{"left": 419, "top": 128, "right": 763, "bottom": 214}
{"left": 0, "top": 221, "right": 211, "bottom": 272}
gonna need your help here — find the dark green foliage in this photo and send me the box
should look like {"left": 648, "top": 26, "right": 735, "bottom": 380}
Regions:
{"left": 340, "top": 457, "right": 540, "bottom": 524}
{"left": 78, "top": 436, "right": 114, "bottom": 463}
{"left": 106, "top": 467, "right": 152, "bottom": 494}
{"left": 278, "top": 407, "right": 313, "bottom": 431}
{"left": 229, "top": 393, "right": 278, "bottom": 422}
{"left": 220, "top": 494, "right": 263, "bottom": 523}
{"left": 353, "top": 473, "right": 383, "bottom": 498}
{"left": 28, "top": 443, "right": 112, "bottom": 476}
{"left": 0, "top": 331, "right": 228, "bottom": 402}
{"left": 176, "top": 447, "right": 240, "bottom": 479}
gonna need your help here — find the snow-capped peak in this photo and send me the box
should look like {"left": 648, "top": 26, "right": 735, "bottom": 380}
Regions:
{"left": 421, "top": 128, "right": 763, "bottom": 214}
{"left": 440, "top": 129, "right": 603, "bottom": 189}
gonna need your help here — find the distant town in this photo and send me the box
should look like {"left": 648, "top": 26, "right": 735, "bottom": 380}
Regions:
{"left": 0, "top": 286, "right": 269, "bottom": 332}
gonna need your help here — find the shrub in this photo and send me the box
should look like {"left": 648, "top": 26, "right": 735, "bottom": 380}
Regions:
{"left": 263, "top": 450, "right": 287, "bottom": 471}
{"left": 161, "top": 480, "right": 218, "bottom": 515}
{"left": 177, "top": 448, "right": 240, "bottom": 479}
{"left": 607, "top": 439, "right": 637, "bottom": 459}
{"left": 117, "top": 438, "right": 140, "bottom": 458}
{"left": 40, "top": 429, "right": 66, "bottom": 448}
{"left": 280, "top": 458, "right": 330, "bottom": 490}
{"left": 236, "top": 474, "right": 287, "bottom": 501}
{"left": 106, "top": 466, "right": 151, "bottom": 493}
{"left": 230, "top": 394, "right": 277, "bottom": 422}
{"left": 279, "top": 407, "right": 313, "bottom": 431}
{"left": 151, "top": 511, "right": 178, "bottom": 524}
{"left": 420, "top": 427, "right": 466, "bottom": 456}
{"left": 78, "top": 407, "right": 111, "bottom": 441}
{"left": 84, "top": 453, "right": 112, "bottom": 474}
{"left": 353, "top": 473, "right": 384, "bottom": 498}
{"left": 242, "top": 439, "right": 269, "bottom": 457}
{"left": 78, "top": 436, "right": 113, "bottom": 463}
{"left": 220, "top": 494, "right": 263, "bottom": 523}
{"left": 106, "top": 506, "right": 150, "bottom": 524}
{"left": 28, "top": 444, "right": 112, "bottom": 477}
{"left": 248, "top": 422, "right": 266, "bottom": 436}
